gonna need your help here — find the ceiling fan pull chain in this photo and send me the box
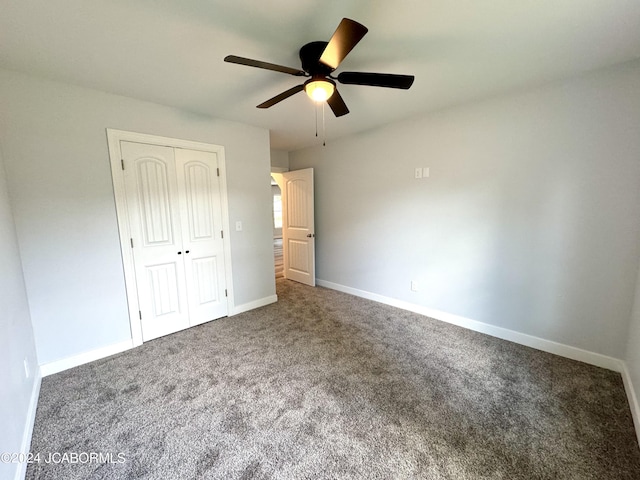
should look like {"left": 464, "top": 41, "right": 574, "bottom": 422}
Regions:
{"left": 322, "top": 102, "right": 326, "bottom": 147}
{"left": 315, "top": 103, "right": 318, "bottom": 137}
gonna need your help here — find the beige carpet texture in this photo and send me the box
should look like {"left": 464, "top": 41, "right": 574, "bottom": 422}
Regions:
{"left": 27, "top": 279, "right": 640, "bottom": 479}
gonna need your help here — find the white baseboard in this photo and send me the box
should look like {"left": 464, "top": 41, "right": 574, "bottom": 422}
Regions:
{"left": 39, "top": 339, "right": 133, "bottom": 377}
{"left": 37, "top": 294, "right": 279, "bottom": 377}
{"left": 316, "top": 279, "right": 623, "bottom": 372}
{"left": 621, "top": 362, "right": 640, "bottom": 447}
{"left": 38, "top": 296, "right": 280, "bottom": 377}
{"left": 230, "top": 295, "right": 278, "bottom": 316}
{"left": 15, "top": 368, "right": 41, "bottom": 480}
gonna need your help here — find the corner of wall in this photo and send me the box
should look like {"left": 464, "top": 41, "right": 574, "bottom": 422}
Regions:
{"left": 14, "top": 368, "right": 42, "bottom": 480}
{"left": 623, "top": 253, "right": 640, "bottom": 447}
{"left": 621, "top": 362, "right": 640, "bottom": 448}
{"left": 270, "top": 149, "right": 290, "bottom": 171}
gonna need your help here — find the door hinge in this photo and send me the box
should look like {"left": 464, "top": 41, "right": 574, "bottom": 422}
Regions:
{"left": 225, "top": 289, "right": 228, "bottom": 297}
{"left": 130, "top": 238, "right": 134, "bottom": 248}
{"left": 221, "top": 230, "right": 224, "bottom": 239}
{"left": 216, "top": 167, "right": 220, "bottom": 177}
{"left": 121, "top": 159, "right": 125, "bottom": 170}
{"left": 138, "top": 310, "right": 142, "bottom": 320}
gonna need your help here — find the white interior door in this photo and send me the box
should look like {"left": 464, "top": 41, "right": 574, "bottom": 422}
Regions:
{"left": 283, "top": 168, "right": 315, "bottom": 286}
{"left": 121, "top": 141, "right": 190, "bottom": 341}
{"left": 175, "top": 148, "right": 228, "bottom": 326}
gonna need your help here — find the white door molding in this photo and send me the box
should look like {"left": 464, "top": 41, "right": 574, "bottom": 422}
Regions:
{"left": 106, "top": 129, "right": 235, "bottom": 346}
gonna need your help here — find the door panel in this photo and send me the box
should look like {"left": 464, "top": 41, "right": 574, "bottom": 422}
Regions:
{"left": 288, "top": 239, "right": 310, "bottom": 273}
{"left": 183, "top": 161, "right": 215, "bottom": 241}
{"left": 121, "top": 141, "right": 190, "bottom": 341}
{"left": 147, "top": 262, "right": 182, "bottom": 316}
{"left": 175, "top": 148, "right": 228, "bottom": 325}
{"left": 283, "top": 168, "right": 315, "bottom": 286}
{"left": 192, "top": 256, "right": 220, "bottom": 304}
{"left": 137, "top": 159, "right": 174, "bottom": 245}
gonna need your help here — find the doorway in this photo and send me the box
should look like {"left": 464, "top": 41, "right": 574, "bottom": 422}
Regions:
{"left": 271, "top": 173, "right": 284, "bottom": 279}
{"left": 270, "top": 168, "right": 316, "bottom": 286}
{"left": 281, "top": 168, "right": 315, "bottom": 286}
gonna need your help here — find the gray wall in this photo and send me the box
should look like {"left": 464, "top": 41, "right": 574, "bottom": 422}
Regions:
{"left": 0, "top": 146, "right": 39, "bottom": 480}
{"left": 290, "top": 61, "right": 640, "bottom": 360}
{"left": 0, "top": 69, "right": 276, "bottom": 366}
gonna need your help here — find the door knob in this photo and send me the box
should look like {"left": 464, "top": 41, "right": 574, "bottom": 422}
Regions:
{"left": 306, "top": 233, "right": 315, "bottom": 238}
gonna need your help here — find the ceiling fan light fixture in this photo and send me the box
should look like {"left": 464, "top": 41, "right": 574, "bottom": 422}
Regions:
{"left": 304, "top": 78, "right": 335, "bottom": 102}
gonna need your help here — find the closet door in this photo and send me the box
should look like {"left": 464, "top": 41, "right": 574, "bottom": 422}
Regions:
{"left": 121, "top": 141, "right": 190, "bottom": 341}
{"left": 175, "top": 148, "right": 228, "bottom": 325}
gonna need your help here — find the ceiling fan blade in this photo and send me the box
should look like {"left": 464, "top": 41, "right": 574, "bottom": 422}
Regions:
{"left": 224, "top": 55, "right": 306, "bottom": 76}
{"left": 337, "top": 72, "right": 415, "bottom": 89}
{"left": 257, "top": 84, "right": 305, "bottom": 109}
{"left": 319, "top": 18, "right": 368, "bottom": 70}
{"left": 327, "top": 89, "right": 349, "bottom": 117}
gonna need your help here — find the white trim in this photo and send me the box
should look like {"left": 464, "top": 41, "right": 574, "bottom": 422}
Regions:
{"left": 230, "top": 295, "right": 278, "bottom": 316}
{"left": 106, "top": 130, "right": 142, "bottom": 346}
{"left": 621, "top": 362, "right": 640, "bottom": 447}
{"left": 40, "top": 339, "right": 133, "bottom": 377}
{"left": 15, "top": 370, "right": 41, "bottom": 480}
{"left": 105, "top": 129, "right": 235, "bottom": 346}
{"left": 316, "top": 279, "right": 623, "bottom": 372}
{"left": 216, "top": 146, "right": 236, "bottom": 314}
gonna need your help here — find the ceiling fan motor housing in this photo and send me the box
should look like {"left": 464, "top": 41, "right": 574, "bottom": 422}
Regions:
{"left": 300, "top": 41, "right": 333, "bottom": 75}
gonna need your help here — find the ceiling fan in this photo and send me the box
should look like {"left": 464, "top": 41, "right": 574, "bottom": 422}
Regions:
{"left": 224, "top": 18, "right": 415, "bottom": 117}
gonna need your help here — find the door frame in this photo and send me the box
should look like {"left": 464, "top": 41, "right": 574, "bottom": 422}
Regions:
{"left": 106, "top": 129, "right": 235, "bottom": 347}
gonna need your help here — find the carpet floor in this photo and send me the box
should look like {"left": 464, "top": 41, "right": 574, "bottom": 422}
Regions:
{"left": 27, "top": 279, "right": 640, "bottom": 479}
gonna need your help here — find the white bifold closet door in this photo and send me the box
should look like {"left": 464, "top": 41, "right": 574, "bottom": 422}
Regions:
{"left": 121, "top": 141, "right": 227, "bottom": 341}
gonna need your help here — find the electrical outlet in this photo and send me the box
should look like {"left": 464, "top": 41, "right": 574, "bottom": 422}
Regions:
{"left": 235, "top": 221, "right": 243, "bottom": 231}
{"left": 23, "top": 358, "right": 30, "bottom": 379}
{"left": 414, "top": 168, "right": 422, "bottom": 179}
{"left": 411, "top": 281, "right": 418, "bottom": 292}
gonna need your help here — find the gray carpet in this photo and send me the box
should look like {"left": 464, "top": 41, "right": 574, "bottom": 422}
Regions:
{"left": 27, "top": 279, "right": 640, "bottom": 479}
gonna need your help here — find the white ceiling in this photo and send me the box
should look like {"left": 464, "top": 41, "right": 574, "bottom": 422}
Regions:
{"left": 2, "top": 1, "right": 640, "bottom": 151}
